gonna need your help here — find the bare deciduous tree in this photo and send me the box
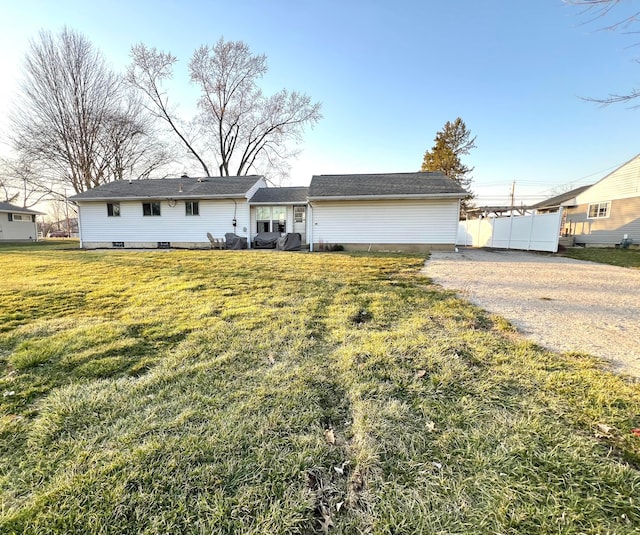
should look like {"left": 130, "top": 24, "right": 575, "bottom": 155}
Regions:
{"left": 567, "top": 0, "right": 640, "bottom": 104}
{"left": 0, "top": 156, "right": 53, "bottom": 207}
{"left": 127, "top": 44, "right": 211, "bottom": 176}
{"left": 128, "top": 38, "right": 322, "bottom": 179}
{"left": 11, "top": 28, "right": 172, "bottom": 194}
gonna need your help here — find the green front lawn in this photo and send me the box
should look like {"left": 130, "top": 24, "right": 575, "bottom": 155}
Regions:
{"left": 1, "top": 248, "right": 639, "bottom": 534}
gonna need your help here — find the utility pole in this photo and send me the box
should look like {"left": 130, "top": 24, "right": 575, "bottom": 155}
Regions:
{"left": 510, "top": 181, "right": 515, "bottom": 214}
{"left": 64, "top": 190, "right": 71, "bottom": 237}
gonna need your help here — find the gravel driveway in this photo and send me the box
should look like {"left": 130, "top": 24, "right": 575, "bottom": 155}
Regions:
{"left": 422, "top": 248, "right": 640, "bottom": 377}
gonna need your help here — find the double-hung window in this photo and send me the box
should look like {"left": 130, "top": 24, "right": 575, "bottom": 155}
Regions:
{"left": 143, "top": 202, "right": 161, "bottom": 216}
{"left": 587, "top": 202, "right": 610, "bottom": 219}
{"left": 185, "top": 201, "right": 199, "bottom": 216}
{"left": 107, "top": 203, "right": 120, "bottom": 217}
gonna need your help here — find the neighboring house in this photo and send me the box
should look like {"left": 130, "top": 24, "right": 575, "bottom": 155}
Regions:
{"left": 0, "top": 202, "right": 42, "bottom": 241}
{"left": 563, "top": 154, "right": 640, "bottom": 247}
{"left": 70, "top": 171, "right": 467, "bottom": 251}
{"left": 307, "top": 172, "right": 466, "bottom": 252}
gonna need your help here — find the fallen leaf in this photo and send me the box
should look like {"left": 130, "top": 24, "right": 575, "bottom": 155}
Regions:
{"left": 318, "top": 504, "right": 333, "bottom": 533}
{"left": 336, "top": 501, "right": 344, "bottom": 513}
{"left": 631, "top": 428, "right": 640, "bottom": 437}
{"left": 595, "top": 423, "right": 614, "bottom": 437}
{"left": 415, "top": 369, "right": 427, "bottom": 379}
{"left": 432, "top": 461, "right": 442, "bottom": 470}
{"left": 267, "top": 353, "right": 276, "bottom": 365}
{"left": 425, "top": 420, "right": 436, "bottom": 432}
{"left": 324, "top": 428, "right": 335, "bottom": 445}
{"left": 334, "top": 460, "right": 349, "bottom": 475}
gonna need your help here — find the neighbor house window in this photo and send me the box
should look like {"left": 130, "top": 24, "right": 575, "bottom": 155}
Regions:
{"left": 587, "top": 202, "right": 610, "bottom": 219}
{"left": 8, "top": 213, "right": 34, "bottom": 222}
{"left": 142, "top": 202, "right": 161, "bottom": 216}
{"left": 185, "top": 201, "right": 199, "bottom": 216}
{"left": 107, "top": 202, "right": 120, "bottom": 217}
{"left": 256, "top": 206, "right": 286, "bottom": 233}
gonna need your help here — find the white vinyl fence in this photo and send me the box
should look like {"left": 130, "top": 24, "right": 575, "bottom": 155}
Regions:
{"left": 456, "top": 209, "right": 563, "bottom": 253}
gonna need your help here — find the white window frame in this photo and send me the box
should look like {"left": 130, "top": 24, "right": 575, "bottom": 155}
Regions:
{"left": 587, "top": 201, "right": 611, "bottom": 219}
{"left": 143, "top": 202, "right": 161, "bottom": 216}
{"left": 9, "top": 213, "right": 34, "bottom": 222}
{"left": 256, "top": 205, "right": 286, "bottom": 233}
{"left": 107, "top": 202, "right": 120, "bottom": 217}
{"left": 185, "top": 201, "right": 199, "bottom": 216}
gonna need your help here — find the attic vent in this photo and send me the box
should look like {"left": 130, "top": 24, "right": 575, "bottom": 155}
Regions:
{"left": 157, "top": 241, "right": 171, "bottom": 249}
{"left": 197, "top": 177, "right": 208, "bottom": 183}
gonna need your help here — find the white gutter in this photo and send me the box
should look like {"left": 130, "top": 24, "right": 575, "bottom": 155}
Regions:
{"left": 71, "top": 194, "right": 248, "bottom": 202}
{"left": 307, "top": 193, "right": 466, "bottom": 201}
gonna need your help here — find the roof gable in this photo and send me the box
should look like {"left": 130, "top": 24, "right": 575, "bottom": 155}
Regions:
{"left": 69, "top": 176, "right": 265, "bottom": 201}
{"left": 308, "top": 172, "right": 467, "bottom": 199}
{"left": 576, "top": 153, "right": 640, "bottom": 204}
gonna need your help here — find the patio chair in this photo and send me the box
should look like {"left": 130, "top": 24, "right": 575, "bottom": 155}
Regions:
{"left": 207, "top": 232, "right": 225, "bottom": 250}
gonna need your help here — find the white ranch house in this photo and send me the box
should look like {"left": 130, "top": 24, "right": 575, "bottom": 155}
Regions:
{"left": 0, "top": 202, "right": 41, "bottom": 242}
{"left": 70, "top": 172, "right": 467, "bottom": 252}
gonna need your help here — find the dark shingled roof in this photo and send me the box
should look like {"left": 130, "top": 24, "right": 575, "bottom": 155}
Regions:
{"left": 0, "top": 202, "right": 43, "bottom": 215}
{"left": 308, "top": 172, "right": 467, "bottom": 199}
{"left": 529, "top": 185, "right": 591, "bottom": 210}
{"left": 249, "top": 186, "right": 309, "bottom": 204}
{"left": 69, "top": 176, "right": 264, "bottom": 201}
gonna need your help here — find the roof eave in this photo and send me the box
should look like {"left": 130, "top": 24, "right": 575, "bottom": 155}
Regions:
{"left": 249, "top": 200, "right": 307, "bottom": 205}
{"left": 71, "top": 193, "right": 249, "bottom": 202}
{"left": 307, "top": 193, "right": 466, "bottom": 201}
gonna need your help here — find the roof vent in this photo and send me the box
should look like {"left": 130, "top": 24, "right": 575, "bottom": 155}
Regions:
{"left": 181, "top": 173, "right": 189, "bottom": 178}
{"left": 178, "top": 183, "right": 183, "bottom": 193}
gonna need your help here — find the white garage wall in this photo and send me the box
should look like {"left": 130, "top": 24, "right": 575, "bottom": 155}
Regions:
{"left": 310, "top": 199, "right": 459, "bottom": 245}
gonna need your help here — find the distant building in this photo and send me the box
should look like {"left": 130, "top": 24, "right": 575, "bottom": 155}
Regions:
{"left": 562, "top": 155, "right": 640, "bottom": 247}
{"left": 0, "top": 202, "right": 42, "bottom": 241}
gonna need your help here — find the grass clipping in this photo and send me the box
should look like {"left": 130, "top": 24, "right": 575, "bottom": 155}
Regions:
{"left": 0, "top": 245, "right": 639, "bottom": 534}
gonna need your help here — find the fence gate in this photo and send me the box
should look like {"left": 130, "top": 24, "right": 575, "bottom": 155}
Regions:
{"left": 456, "top": 209, "right": 563, "bottom": 253}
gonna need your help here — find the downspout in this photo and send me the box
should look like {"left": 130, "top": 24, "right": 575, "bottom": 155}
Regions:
{"left": 308, "top": 201, "right": 314, "bottom": 252}
{"left": 75, "top": 203, "right": 83, "bottom": 248}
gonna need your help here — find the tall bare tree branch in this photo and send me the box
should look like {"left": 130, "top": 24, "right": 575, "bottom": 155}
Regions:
{"left": 10, "top": 28, "right": 171, "bottom": 194}
{"left": 567, "top": 0, "right": 640, "bottom": 104}
{"left": 129, "top": 38, "right": 321, "bottom": 179}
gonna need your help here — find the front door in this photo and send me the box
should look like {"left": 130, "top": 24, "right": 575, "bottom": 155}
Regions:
{"left": 293, "top": 205, "right": 306, "bottom": 239}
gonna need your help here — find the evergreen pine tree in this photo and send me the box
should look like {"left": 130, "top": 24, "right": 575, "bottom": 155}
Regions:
{"left": 421, "top": 118, "right": 476, "bottom": 213}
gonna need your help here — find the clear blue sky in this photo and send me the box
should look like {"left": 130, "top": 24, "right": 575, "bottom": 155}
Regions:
{"left": 1, "top": 0, "right": 639, "bottom": 205}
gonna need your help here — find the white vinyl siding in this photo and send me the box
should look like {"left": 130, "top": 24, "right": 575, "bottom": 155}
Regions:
{"left": 577, "top": 154, "right": 640, "bottom": 203}
{"left": 77, "top": 199, "right": 250, "bottom": 243}
{"left": 310, "top": 199, "right": 459, "bottom": 245}
{"left": 0, "top": 211, "right": 38, "bottom": 241}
